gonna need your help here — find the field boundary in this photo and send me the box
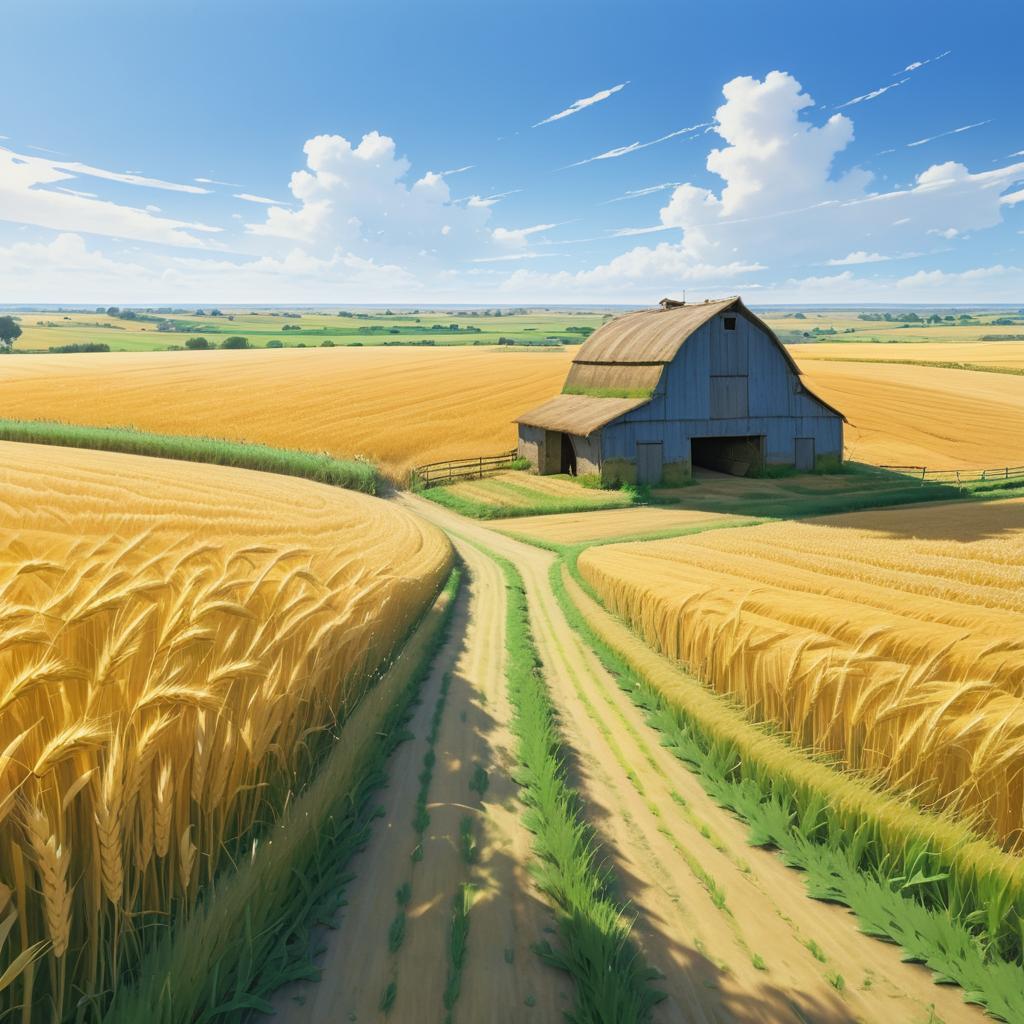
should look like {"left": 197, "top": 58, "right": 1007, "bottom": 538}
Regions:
{"left": 879, "top": 462, "right": 1024, "bottom": 485}
{"left": 0, "top": 418, "right": 378, "bottom": 493}
{"left": 411, "top": 449, "right": 519, "bottom": 488}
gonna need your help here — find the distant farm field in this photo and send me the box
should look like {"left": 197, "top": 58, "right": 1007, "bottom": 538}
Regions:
{"left": 2, "top": 343, "right": 1024, "bottom": 479}
{"left": 0, "top": 440, "right": 451, "bottom": 1017}
{"left": 579, "top": 498, "right": 1024, "bottom": 847}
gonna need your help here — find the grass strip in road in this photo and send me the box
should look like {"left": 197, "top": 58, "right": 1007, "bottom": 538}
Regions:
{"left": 0, "top": 417, "right": 378, "bottom": 493}
{"left": 486, "top": 546, "right": 664, "bottom": 1022}
{"left": 104, "top": 568, "right": 461, "bottom": 1024}
{"left": 552, "top": 559, "right": 1024, "bottom": 1022}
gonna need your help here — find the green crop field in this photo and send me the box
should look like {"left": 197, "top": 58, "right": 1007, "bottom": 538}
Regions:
{"left": 5, "top": 307, "right": 610, "bottom": 352}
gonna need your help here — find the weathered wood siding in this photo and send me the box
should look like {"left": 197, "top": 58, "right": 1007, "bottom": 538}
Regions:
{"left": 600, "top": 310, "right": 842, "bottom": 467}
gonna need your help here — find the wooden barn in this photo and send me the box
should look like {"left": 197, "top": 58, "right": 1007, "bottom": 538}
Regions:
{"left": 515, "top": 296, "right": 845, "bottom": 485}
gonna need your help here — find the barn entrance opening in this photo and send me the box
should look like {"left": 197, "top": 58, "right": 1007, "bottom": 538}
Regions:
{"left": 691, "top": 435, "right": 764, "bottom": 477}
{"left": 559, "top": 433, "right": 578, "bottom": 475}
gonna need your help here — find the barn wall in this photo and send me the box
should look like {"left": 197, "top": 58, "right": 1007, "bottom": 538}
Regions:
{"left": 599, "top": 310, "right": 843, "bottom": 477}
{"left": 517, "top": 424, "right": 544, "bottom": 472}
{"left": 570, "top": 433, "right": 602, "bottom": 476}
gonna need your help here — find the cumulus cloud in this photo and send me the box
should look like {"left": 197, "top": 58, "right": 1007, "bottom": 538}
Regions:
{"left": 771, "top": 264, "right": 1023, "bottom": 302}
{"left": 650, "top": 73, "right": 1022, "bottom": 269}
{"left": 508, "top": 70, "right": 1023, "bottom": 301}
{"left": 532, "top": 82, "right": 628, "bottom": 127}
{"left": 244, "top": 131, "right": 493, "bottom": 264}
{"left": 0, "top": 146, "right": 221, "bottom": 247}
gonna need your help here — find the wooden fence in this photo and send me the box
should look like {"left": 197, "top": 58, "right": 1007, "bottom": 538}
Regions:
{"left": 411, "top": 449, "right": 520, "bottom": 489}
{"left": 878, "top": 464, "right": 1024, "bottom": 486}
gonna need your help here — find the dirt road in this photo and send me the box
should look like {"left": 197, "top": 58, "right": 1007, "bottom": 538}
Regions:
{"left": 275, "top": 493, "right": 984, "bottom": 1023}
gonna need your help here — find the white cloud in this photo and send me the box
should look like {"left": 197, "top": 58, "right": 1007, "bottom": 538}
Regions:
{"left": 603, "top": 182, "right": 681, "bottom": 203}
{"left": 461, "top": 189, "right": 523, "bottom": 208}
{"left": 244, "top": 132, "right": 492, "bottom": 264}
{"left": 610, "top": 224, "right": 674, "bottom": 237}
{"left": 825, "top": 251, "right": 890, "bottom": 265}
{"left": 835, "top": 78, "right": 908, "bottom": 109}
{"left": 234, "top": 192, "right": 289, "bottom": 205}
{"left": 0, "top": 146, "right": 222, "bottom": 247}
{"left": 492, "top": 222, "right": 557, "bottom": 247}
{"left": 898, "top": 50, "right": 951, "bottom": 75}
{"left": 440, "top": 165, "right": 474, "bottom": 176}
{"left": 195, "top": 177, "right": 240, "bottom": 186}
{"left": 0, "top": 232, "right": 421, "bottom": 304}
{"left": 51, "top": 159, "right": 210, "bottom": 194}
{"left": 771, "top": 264, "right": 1023, "bottom": 302}
{"left": 908, "top": 120, "right": 991, "bottom": 147}
{"left": 504, "top": 70, "right": 1023, "bottom": 302}
{"left": 567, "top": 123, "right": 710, "bottom": 167}
{"left": 472, "top": 252, "right": 564, "bottom": 263}
{"left": 533, "top": 82, "right": 628, "bottom": 127}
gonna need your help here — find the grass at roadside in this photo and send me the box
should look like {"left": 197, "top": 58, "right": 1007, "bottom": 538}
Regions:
{"left": 423, "top": 472, "right": 639, "bottom": 519}
{"left": 483, "top": 545, "right": 663, "bottom": 1021}
{"left": 0, "top": 418, "right": 378, "bottom": 493}
{"left": 103, "top": 568, "right": 461, "bottom": 1024}
{"left": 550, "top": 558, "right": 1024, "bottom": 1020}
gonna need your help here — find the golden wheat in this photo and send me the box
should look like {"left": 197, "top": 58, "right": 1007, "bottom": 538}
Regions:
{"left": 0, "top": 440, "right": 451, "bottom": 1018}
{"left": 2, "top": 347, "right": 1024, "bottom": 477}
{"left": 579, "top": 498, "right": 1024, "bottom": 848}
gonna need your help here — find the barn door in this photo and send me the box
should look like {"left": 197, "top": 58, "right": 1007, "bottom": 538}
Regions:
{"left": 794, "top": 437, "right": 815, "bottom": 472}
{"left": 636, "top": 442, "right": 663, "bottom": 485}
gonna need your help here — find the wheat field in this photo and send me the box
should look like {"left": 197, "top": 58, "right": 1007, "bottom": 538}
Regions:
{"left": 579, "top": 498, "right": 1024, "bottom": 848}
{"left": 0, "top": 441, "right": 451, "bottom": 1017}
{"left": 2, "top": 348, "right": 1024, "bottom": 480}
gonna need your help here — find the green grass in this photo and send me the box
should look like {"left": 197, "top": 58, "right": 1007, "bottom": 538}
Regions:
{"left": 484, "top": 546, "right": 664, "bottom": 1022}
{"left": 0, "top": 418, "right": 378, "bottom": 493}
{"left": 562, "top": 385, "right": 654, "bottom": 399}
{"left": 102, "top": 568, "right": 462, "bottom": 1024}
{"left": 442, "top": 883, "right": 475, "bottom": 1020}
{"left": 423, "top": 477, "right": 638, "bottom": 520}
{"left": 549, "top": 558, "right": 1024, "bottom": 1021}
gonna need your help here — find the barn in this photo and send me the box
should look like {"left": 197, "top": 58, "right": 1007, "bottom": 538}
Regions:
{"left": 515, "top": 296, "right": 845, "bottom": 485}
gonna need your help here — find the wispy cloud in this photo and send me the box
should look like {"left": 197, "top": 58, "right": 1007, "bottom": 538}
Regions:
{"left": 234, "top": 192, "right": 289, "bottom": 205}
{"left": 532, "top": 82, "right": 628, "bottom": 127}
{"left": 907, "top": 119, "right": 991, "bottom": 147}
{"left": 492, "top": 222, "right": 558, "bottom": 246}
{"left": 610, "top": 224, "right": 674, "bottom": 237}
{"left": 603, "top": 182, "right": 681, "bottom": 203}
{"left": 195, "top": 176, "right": 240, "bottom": 186}
{"left": 26, "top": 144, "right": 65, "bottom": 155}
{"left": 472, "top": 251, "right": 565, "bottom": 263}
{"left": 835, "top": 78, "right": 908, "bottom": 109}
{"left": 897, "top": 49, "right": 951, "bottom": 74}
{"left": 55, "top": 186, "right": 98, "bottom": 199}
{"left": 440, "top": 165, "right": 474, "bottom": 176}
{"left": 568, "top": 123, "right": 710, "bottom": 168}
{"left": 826, "top": 251, "right": 891, "bottom": 265}
{"left": 458, "top": 188, "right": 523, "bottom": 208}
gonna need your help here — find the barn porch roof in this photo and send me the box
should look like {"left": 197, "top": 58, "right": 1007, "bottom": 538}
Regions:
{"left": 515, "top": 393, "right": 651, "bottom": 437}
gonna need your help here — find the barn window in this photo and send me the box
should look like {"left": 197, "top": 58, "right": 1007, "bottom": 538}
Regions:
{"left": 723, "top": 316, "right": 737, "bottom": 331}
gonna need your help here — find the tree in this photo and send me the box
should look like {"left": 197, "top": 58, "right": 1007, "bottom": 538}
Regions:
{"left": 0, "top": 316, "right": 22, "bottom": 351}
{"left": 185, "top": 336, "right": 210, "bottom": 350}
{"left": 194, "top": 309, "right": 206, "bottom": 316}
{"left": 106, "top": 306, "right": 120, "bottom": 317}
{"left": 320, "top": 339, "right": 335, "bottom": 347}
{"left": 220, "top": 336, "right": 250, "bottom": 349}
{"left": 209, "top": 308, "right": 223, "bottom": 317}
{"left": 266, "top": 339, "right": 284, "bottom": 348}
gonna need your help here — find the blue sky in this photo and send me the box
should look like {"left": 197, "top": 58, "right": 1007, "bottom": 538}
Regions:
{"left": 1, "top": 0, "right": 1022, "bottom": 304}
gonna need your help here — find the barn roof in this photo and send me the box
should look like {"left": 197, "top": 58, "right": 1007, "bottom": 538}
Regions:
{"left": 575, "top": 297, "right": 778, "bottom": 365}
{"left": 515, "top": 394, "right": 651, "bottom": 437}
{"left": 569, "top": 295, "right": 846, "bottom": 421}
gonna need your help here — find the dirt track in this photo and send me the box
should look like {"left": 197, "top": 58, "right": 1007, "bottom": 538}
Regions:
{"left": 274, "top": 493, "right": 985, "bottom": 1023}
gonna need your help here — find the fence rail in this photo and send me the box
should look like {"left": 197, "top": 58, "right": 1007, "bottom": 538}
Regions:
{"left": 411, "top": 449, "right": 519, "bottom": 489}
{"left": 878, "top": 463, "right": 1024, "bottom": 486}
